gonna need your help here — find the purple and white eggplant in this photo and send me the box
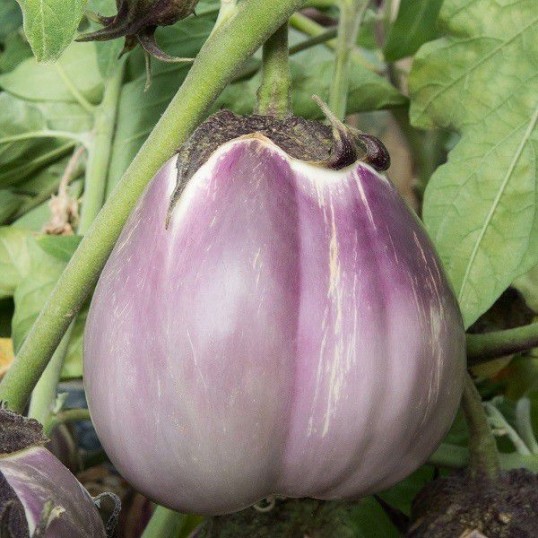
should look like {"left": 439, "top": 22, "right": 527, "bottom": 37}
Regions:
{"left": 84, "top": 108, "right": 466, "bottom": 515}
{"left": 0, "top": 406, "right": 117, "bottom": 537}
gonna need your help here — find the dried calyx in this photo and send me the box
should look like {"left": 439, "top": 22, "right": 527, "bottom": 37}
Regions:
{"left": 77, "top": 0, "right": 199, "bottom": 64}
{"left": 407, "top": 469, "right": 538, "bottom": 536}
{"left": 169, "top": 96, "right": 390, "bottom": 217}
{"left": 0, "top": 405, "right": 120, "bottom": 538}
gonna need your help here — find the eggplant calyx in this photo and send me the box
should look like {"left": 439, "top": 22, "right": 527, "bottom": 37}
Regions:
{"left": 311, "top": 95, "right": 390, "bottom": 172}
{"left": 0, "top": 405, "right": 48, "bottom": 457}
{"left": 167, "top": 104, "right": 390, "bottom": 222}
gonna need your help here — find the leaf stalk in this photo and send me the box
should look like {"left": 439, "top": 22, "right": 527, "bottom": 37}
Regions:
{"left": 328, "top": 0, "right": 370, "bottom": 120}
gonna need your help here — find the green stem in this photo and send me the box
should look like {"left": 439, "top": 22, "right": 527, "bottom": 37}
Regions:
{"left": 0, "top": 0, "right": 308, "bottom": 413}
{"left": 516, "top": 398, "right": 538, "bottom": 454}
{"left": 485, "top": 402, "right": 531, "bottom": 456}
{"left": 467, "top": 323, "right": 538, "bottom": 365}
{"left": 461, "top": 374, "right": 501, "bottom": 479}
{"left": 289, "top": 12, "right": 377, "bottom": 71}
{"left": 45, "top": 407, "right": 91, "bottom": 436}
{"left": 304, "top": 0, "right": 337, "bottom": 7}
{"left": 429, "top": 442, "right": 538, "bottom": 473}
{"left": 255, "top": 24, "right": 291, "bottom": 118}
{"left": 329, "top": 0, "right": 369, "bottom": 120}
{"left": 27, "top": 323, "right": 74, "bottom": 425}
{"left": 141, "top": 506, "right": 202, "bottom": 538}
{"left": 0, "top": 131, "right": 87, "bottom": 145}
{"left": 289, "top": 27, "right": 338, "bottom": 54}
{"left": 232, "top": 28, "right": 338, "bottom": 82}
{"left": 212, "top": 0, "right": 238, "bottom": 33}
{"left": 79, "top": 60, "right": 125, "bottom": 232}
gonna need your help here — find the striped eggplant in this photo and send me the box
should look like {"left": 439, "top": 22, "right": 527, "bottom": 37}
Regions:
{"left": 84, "top": 107, "right": 466, "bottom": 515}
{"left": 0, "top": 407, "right": 114, "bottom": 537}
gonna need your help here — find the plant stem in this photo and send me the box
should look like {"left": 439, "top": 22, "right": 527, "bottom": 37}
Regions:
{"left": 45, "top": 407, "right": 91, "bottom": 436}
{"left": 141, "top": 506, "right": 202, "bottom": 538}
{"left": 290, "top": 27, "right": 338, "bottom": 53}
{"left": 304, "top": 0, "right": 336, "bottom": 7}
{"left": 255, "top": 24, "right": 291, "bottom": 118}
{"left": 79, "top": 60, "right": 125, "bottom": 232}
{"left": 289, "top": 12, "right": 377, "bottom": 71}
{"left": 212, "top": 0, "right": 238, "bottom": 33}
{"left": 329, "top": 0, "right": 369, "bottom": 120}
{"left": 0, "top": 131, "right": 87, "bottom": 145}
{"left": 516, "top": 398, "right": 538, "bottom": 454}
{"left": 429, "top": 442, "right": 538, "bottom": 473}
{"left": 467, "top": 323, "right": 538, "bottom": 365}
{"left": 232, "top": 28, "right": 337, "bottom": 82}
{"left": 461, "top": 373, "right": 501, "bottom": 479}
{"left": 27, "top": 324, "right": 74, "bottom": 425}
{"left": 485, "top": 402, "right": 531, "bottom": 456}
{"left": 0, "top": 0, "right": 308, "bottom": 413}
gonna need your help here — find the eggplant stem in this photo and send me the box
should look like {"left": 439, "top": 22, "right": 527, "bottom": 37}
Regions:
{"left": 461, "top": 374, "right": 501, "bottom": 480}
{"left": 255, "top": 23, "right": 292, "bottom": 119}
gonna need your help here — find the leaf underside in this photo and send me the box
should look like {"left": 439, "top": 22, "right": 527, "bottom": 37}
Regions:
{"left": 409, "top": 0, "right": 538, "bottom": 328}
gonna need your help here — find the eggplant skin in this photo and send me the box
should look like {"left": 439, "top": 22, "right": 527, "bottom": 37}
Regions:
{"left": 0, "top": 447, "right": 106, "bottom": 537}
{"left": 84, "top": 136, "right": 465, "bottom": 515}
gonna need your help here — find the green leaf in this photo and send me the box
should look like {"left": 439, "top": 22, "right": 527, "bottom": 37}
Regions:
{"left": 384, "top": 0, "right": 444, "bottom": 61}
{"left": 347, "top": 497, "right": 400, "bottom": 537}
{"left": 0, "top": 30, "right": 33, "bottom": 72}
{"left": 0, "top": 89, "right": 91, "bottom": 188}
{"left": 0, "top": 92, "right": 52, "bottom": 164}
{"left": 0, "top": 190, "right": 24, "bottom": 223}
{"left": 0, "top": 142, "right": 74, "bottom": 188}
{"left": 86, "top": 0, "right": 123, "bottom": 78}
{"left": 409, "top": 0, "right": 538, "bottom": 328}
{"left": 7, "top": 234, "right": 84, "bottom": 377}
{"left": 36, "top": 234, "right": 81, "bottom": 261}
{"left": 0, "top": 227, "right": 32, "bottom": 298}
{"left": 0, "top": 0, "right": 23, "bottom": 40}
{"left": 0, "top": 41, "right": 103, "bottom": 104}
{"left": 513, "top": 264, "right": 538, "bottom": 312}
{"left": 11, "top": 237, "right": 66, "bottom": 351}
{"left": 106, "top": 15, "right": 217, "bottom": 191}
{"left": 0, "top": 189, "right": 24, "bottom": 224}
{"left": 15, "top": 0, "right": 87, "bottom": 62}
{"left": 378, "top": 466, "right": 435, "bottom": 517}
